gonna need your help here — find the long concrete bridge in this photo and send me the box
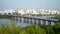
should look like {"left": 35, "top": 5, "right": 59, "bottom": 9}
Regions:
{"left": 8, "top": 15, "right": 58, "bottom": 26}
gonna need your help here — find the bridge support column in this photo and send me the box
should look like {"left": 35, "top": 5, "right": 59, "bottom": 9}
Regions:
{"left": 30, "top": 18, "right": 32, "bottom": 24}
{"left": 26, "top": 18, "right": 29, "bottom": 23}
{"left": 40, "top": 20, "right": 44, "bottom": 25}
{"left": 51, "top": 21, "right": 54, "bottom": 25}
{"left": 34, "top": 19, "right": 36, "bottom": 25}
{"left": 16, "top": 17, "right": 18, "bottom": 20}
{"left": 36, "top": 19, "right": 39, "bottom": 25}
{"left": 18, "top": 17, "right": 20, "bottom": 21}
{"left": 53, "top": 21, "right": 58, "bottom": 25}
{"left": 32, "top": 19, "right": 35, "bottom": 24}
{"left": 23, "top": 18, "right": 28, "bottom": 23}
{"left": 33, "top": 19, "right": 38, "bottom": 27}
{"left": 25, "top": 18, "right": 27, "bottom": 23}
{"left": 23, "top": 18, "right": 26, "bottom": 23}
{"left": 28, "top": 18, "right": 31, "bottom": 23}
{"left": 21, "top": 17, "right": 24, "bottom": 23}
{"left": 43, "top": 20, "right": 46, "bottom": 25}
{"left": 38, "top": 19, "right": 41, "bottom": 25}
{"left": 12, "top": 16, "right": 13, "bottom": 19}
{"left": 14, "top": 17, "right": 17, "bottom": 20}
{"left": 45, "top": 21, "right": 49, "bottom": 25}
{"left": 35, "top": 19, "right": 39, "bottom": 27}
{"left": 48, "top": 21, "right": 51, "bottom": 26}
{"left": 20, "top": 17, "right": 22, "bottom": 22}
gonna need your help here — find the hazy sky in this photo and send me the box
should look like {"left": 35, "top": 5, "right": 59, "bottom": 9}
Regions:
{"left": 0, "top": 0, "right": 60, "bottom": 10}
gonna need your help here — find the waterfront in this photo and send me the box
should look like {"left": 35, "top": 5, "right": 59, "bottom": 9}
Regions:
{"left": 0, "top": 14, "right": 60, "bottom": 34}
{"left": 0, "top": 16, "right": 60, "bottom": 34}
{"left": 0, "top": 15, "right": 57, "bottom": 27}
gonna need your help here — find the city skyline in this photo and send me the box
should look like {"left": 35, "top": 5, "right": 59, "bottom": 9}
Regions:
{"left": 0, "top": 0, "right": 60, "bottom": 10}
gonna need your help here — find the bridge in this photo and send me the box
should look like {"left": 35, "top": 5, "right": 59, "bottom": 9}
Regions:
{"left": 8, "top": 15, "right": 58, "bottom": 26}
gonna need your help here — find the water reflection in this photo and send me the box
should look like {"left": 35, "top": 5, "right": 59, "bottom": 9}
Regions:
{"left": 0, "top": 19, "right": 31, "bottom": 27}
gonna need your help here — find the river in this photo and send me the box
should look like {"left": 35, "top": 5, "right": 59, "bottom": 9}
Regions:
{"left": 0, "top": 16, "right": 56, "bottom": 27}
{"left": 0, "top": 19, "right": 31, "bottom": 27}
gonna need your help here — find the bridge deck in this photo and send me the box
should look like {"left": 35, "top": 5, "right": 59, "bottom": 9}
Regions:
{"left": 8, "top": 15, "right": 58, "bottom": 22}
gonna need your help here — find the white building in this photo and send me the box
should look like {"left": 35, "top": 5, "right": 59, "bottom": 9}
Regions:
{"left": 0, "top": 9, "right": 15, "bottom": 15}
{"left": 26, "top": 9, "right": 40, "bottom": 14}
{"left": 0, "top": 9, "right": 60, "bottom": 15}
{"left": 17, "top": 9, "right": 26, "bottom": 15}
{"left": 32, "top": 9, "right": 39, "bottom": 14}
{"left": 39, "top": 9, "right": 50, "bottom": 15}
{"left": 39, "top": 9, "right": 60, "bottom": 15}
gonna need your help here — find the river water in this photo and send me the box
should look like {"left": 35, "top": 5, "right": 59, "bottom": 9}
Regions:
{"left": 0, "top": 19, "right": 31, "bottom": 27}
{"left": 0, "top": 16, "right": 56, "bottom": 27}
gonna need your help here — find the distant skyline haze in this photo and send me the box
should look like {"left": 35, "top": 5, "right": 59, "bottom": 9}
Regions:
{"left": 0, "top": 0, "right": 60, "bottom": 10}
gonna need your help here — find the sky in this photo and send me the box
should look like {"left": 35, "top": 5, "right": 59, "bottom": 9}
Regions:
{"left": 0, "top": 0, "right": 60, "bottom": 10}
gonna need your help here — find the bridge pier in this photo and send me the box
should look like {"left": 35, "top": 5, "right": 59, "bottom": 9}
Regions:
{"left": 21, "top": 17, "right": 24, "bottom": 23}
{"left": 40, "top": 20, "right": 44, "bottom": 25}
{"left": 23, "top": 18, "right": 26, "bottom": 23}
{"left": 19, "top": 17, "right": 22, "bottom": 22}
{"left": 38, "top": 19, "right": 41, "bottom": 25}
{"left": 25, "top": 18, "right": 27, "bottom": 23}
{"left": 18, "top": 17, "right": 20, "bottom": 21}
{"left": 16, "top": 17, "right": 18, "bottom": 20}
{"left": 14, "top": 17, "right": 17, "bottom": 20}
{"left": 53, "top": 21, "right": 57, "bottom": 25}
{"left": 30, "top": 18, "right": 33, "bottom": 24}
{"left": 27, "top": 18, "right": 30, "bottom": 23}
{"left": 45, "top": 21, "right": 49, "bottom": 25}
{"left": 9, "top": 15, "right": 58, "bottom": 26}
{"left": 38, "top": 20, "right": 46, "bottom": 25}
{"left": 14, "top": 17, "right": 18, "bottom": 20}
{"left": 26, "top": 18, "right": 28, "bottom": 23}
{"left": 42, "top": 20, "right": 46, "bottom": 25}
{"left": 48, "top": 21, "right": 51, "bottom": 26}
{"left": 12, "top": 16, "right": 13, "bottom": 19}
{"left": 32, "top": 19, "right": 35, "bottom": 24}
{"left": 33, "top": 19, "right": 36, "bottom": 25}
{"left": 36, "top": 19, "right": 39, "bottom": 25}
{"left": 28, "top": 18, "right": 31, "bottom": 23}
{"left": 51, "top": 21, "right": 54, "bottom": 25}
